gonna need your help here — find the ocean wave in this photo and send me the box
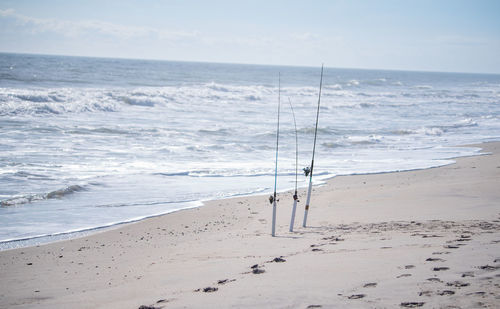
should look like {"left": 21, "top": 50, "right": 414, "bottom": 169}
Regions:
{"left": 397, "top": 119, "right": 478, "bottom": 137}
{"left": 207, "top": 82, "right": 231, "bottom": 92}
{"left": 95, "top": 199, "right": 197, "bottom": 208}
{"left": 0, "top": 88, "right": 122, "bottom": 115}
{"left": 391, "top": 129, "right": 413, "bottom": 136}
{"left": 1, "top": 185, "right": 86, "bottom": 207}
{"left": 14, "top": 93, "right": 54, "bottom": 103}
{"left": 297, "top": 127, "right": 334, "bottom": 135}
{"left": 198, "top": 128, "right": 230, "bottom": 136}
{"left": 244, "top": 94, "right": 261, "bottom": 101}
{"left": 347, "top": 79, "right": 360, "bottom": 87}
{"left": 364, "top": 78, "right": 387, "bottom": 86}
{"left": 154, "top": 168, "right": 282, "bottom": 178}
{"left": 413, "top": 85, "right": 433, "bottom": 90}
{"left": 3, "top": 82, "right": 446, "bottom": 117}
{"left": 426, "top": 119, "right": 478, "bottom": 134}
{"left": 359, "top": 102, "right": 376, "bottom": 108}
{"left": 322, "top": 142, "right": 343, "bottom": 149}
{"left": 321, "top": 135, "right": 382, "bottom": 148}
{"left": 346, "top": 135, "right": 383, "bottom": 145}
{"left": 120, "top": 96, "right": 160, "bottom": 107}
{"left": 83, "top": 127, "right": 131, "bottom": 135}
{"left": 416, "top": 127, "right": 444, "bottom": 136}
{"left": 10, "top": 171, "right": 54, "bottom": 180}
{"left": 324, "top": 84, "right": 343, "bottom": 90}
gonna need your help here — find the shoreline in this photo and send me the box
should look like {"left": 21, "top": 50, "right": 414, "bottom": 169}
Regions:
{"left": 0, "top": 202, "right": 204, "bottom": 251}
{"left": 0, "top": 143, "right": 486, "bottom": 251}
{"left": 1, "top": 142, "right": 499, "bottom": 308}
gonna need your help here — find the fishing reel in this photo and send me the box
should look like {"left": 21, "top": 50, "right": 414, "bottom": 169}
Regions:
{"left": 269, "top": 195, "right": 279, "bottom": 204}
{"left": 303, "top": 166, "right": 311, "bottom": 177}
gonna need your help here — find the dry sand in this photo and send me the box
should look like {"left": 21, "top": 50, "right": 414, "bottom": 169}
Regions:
{"left": 1, "top": 142, "right": 499, "bottom": 309}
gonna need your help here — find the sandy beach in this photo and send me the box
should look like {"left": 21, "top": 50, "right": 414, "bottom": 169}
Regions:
{"left": 1, "top": 142, "right": 499, "bottom": 309}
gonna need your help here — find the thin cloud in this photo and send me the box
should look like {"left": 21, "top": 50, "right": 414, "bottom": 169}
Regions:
{"left": 0, "top": 8, "right": 199, "bottom": 40}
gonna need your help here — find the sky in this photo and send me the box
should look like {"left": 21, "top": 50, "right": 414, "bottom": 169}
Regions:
{"left": 1, "top": 0, "right": 499, "bottom": 74}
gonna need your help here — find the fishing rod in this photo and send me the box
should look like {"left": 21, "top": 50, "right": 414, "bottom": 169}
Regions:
{"left": 269, "top": 73, "right": 281, "bottom": 237}
{"left": 303, "top": 65, "right": 324, "bottom": 228}
{"left": 288, "top": 97, "right": 299, "bottom": 232}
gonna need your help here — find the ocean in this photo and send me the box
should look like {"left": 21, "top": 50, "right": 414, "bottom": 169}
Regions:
{"left": 1, "top": 53, "right": 499, "bottom": 249}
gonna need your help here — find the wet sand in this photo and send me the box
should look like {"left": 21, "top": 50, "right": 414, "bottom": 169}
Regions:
{"left": 1, "top": 142, "right": 499, "bottom": 308}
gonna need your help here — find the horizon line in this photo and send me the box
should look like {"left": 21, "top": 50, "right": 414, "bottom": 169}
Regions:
{"left": 1, "top": 50, "right": 499, "bottom": 76}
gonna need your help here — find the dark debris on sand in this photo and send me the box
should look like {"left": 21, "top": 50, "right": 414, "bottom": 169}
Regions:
{"left": 193, "top": 286, "right": 218, "bottom": 293}
{"left": 348, "top": 294, "right": 365, "bottom": 299}
{"left": 271, "top": 256, "right": 286, "bottom": 263}
{"left": 251, "top": 264, "right": 265, "bottom": 274}
{"left": 217, "top": 279, "right": 236, "bottom": 285}
{"left": 203, "top": 287, "right": 218, "bottom": 293}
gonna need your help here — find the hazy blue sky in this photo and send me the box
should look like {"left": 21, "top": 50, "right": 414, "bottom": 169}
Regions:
{"left": 1, "top": 0, "right": 499, "bottom": 73}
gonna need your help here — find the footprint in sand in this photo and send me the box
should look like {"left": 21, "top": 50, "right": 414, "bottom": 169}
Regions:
{"left": 363, "top": 282, "right": 377, "bottom": 288}
{"left": 466, "top": 291, "right": 486, "bottom": 296}
{"left": 446, "top": 281, "right": 470, "bottom": 287}
{"left": 432, "top": 251, "right": 451, "bottom": 255}
{"left": 400, "top": 302, "right": 425, "bottom": 307}
{"left": 426, "top": 277, "right": 442, "bottom": 283}
{"left": 479, "top": 264, "right": 499, "bottom": 270}
{"left": 418, "top": 290, "right": 433, "bottom": 296}
{"left": 432, "top": 267, "right": 450, "bottom": 271}
{"left": 437, "top": 290, "right": 455, "bottom": 296}
{"left": 426, "top": 258, "right": 445, "bottom": 262}
{"left": 421, "top": 234, "right": 442, "bottom": 238}
{"left": 156, "top": 299, "right": 172, "bottom": 304}
{"left": 347, "top": 294, "right": 365, "bottom": 299}
{"left": 461, "top": 271, "right": 475, "bottom": 278}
